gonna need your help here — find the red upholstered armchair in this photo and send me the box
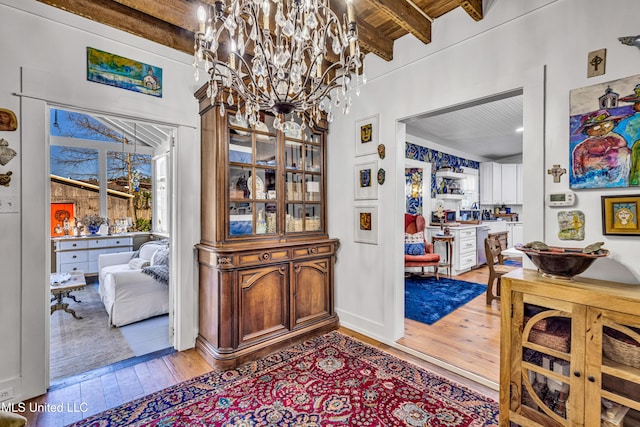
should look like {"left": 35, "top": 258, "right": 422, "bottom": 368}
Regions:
{"left": 404, "top": 213, "right": 441, "bottom": 280}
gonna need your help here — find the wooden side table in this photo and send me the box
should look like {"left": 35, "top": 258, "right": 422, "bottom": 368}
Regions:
{"left": 432, "top": 234, "right": 454, "bottom": 277}
{"left": 50, "top": 271, "right": 86, "bottom": 319}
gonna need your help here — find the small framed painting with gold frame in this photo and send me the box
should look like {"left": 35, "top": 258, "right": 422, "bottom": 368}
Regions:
{"left": 354, "top": 114, "right": 379, "bottom": 157}
{"left": 601, "top": 194, "right": 640, "bottom": 235}
{"left": 354, "top": 204, "right": 378, "bottom": 244}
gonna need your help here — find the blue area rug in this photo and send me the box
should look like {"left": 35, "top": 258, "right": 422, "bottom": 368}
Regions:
{"left": 405, "top": 276, "right": 487, "bottom": 325}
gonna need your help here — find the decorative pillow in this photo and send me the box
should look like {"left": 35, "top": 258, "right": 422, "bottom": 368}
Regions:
{"left": 128, "top": 258, "right": 150, "bottom": 270}
{"left": 139, "top": 244, "right": 163, "bottom": 261}
{"left": 150, "top": 248, "right": 169, "bottom": 267}
{"left": 404, "top": 232, "right": 425, "bottom": 255}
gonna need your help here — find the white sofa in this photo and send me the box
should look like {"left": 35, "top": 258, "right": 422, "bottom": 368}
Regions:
{"left": 98, "top": 242, "right": 169, "bottom": 327}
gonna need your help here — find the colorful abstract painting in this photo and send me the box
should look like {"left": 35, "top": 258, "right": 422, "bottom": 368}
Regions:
{"left": 87, "top": 47, "right": 162, "bottom": 97}
{"left": 569, "top": 74, "right": 640, "bottom": 189}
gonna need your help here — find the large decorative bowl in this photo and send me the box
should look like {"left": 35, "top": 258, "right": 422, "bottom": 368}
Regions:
{"left": 515, "top": 244, "right": 609, "bottom": 279}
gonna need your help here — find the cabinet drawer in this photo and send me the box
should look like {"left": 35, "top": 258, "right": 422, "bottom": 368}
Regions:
{"left": 458, "top": 238, "right": 476, "bottom": 252}
{"left": 459, "top": 250, "right": 477, "bottom": 269}
{"left": 103, "top": 237, "right": 133, "bottom": 247}
{"left": 59, "top": 262, "right": 89, "bottom": 274}
{"left": 87, "top": 239, "right": 108, "bottom": 248}
{"left": 57, "top": 240, "right": 88, "bottom": 250}
{"left": 457, "top": 229, "right": 476, "bottom": 240}
{"left": 292, "top": 244, "right": 334, "bottom": 258}
{"left": 238, "top": 250, "right": 289, "bottom": 266}
{"left": 58, "top": 251, "right": 88, "bottom": 264}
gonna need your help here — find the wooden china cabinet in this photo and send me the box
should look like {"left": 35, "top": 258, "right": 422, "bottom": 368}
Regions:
{"left": 500, "top": 269, "right": 640, "bottom": 427}
{"left": 195, "top": 86, "right": 339, "bottom": 369}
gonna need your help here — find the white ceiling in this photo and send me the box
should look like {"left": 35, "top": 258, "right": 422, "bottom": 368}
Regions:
{"left": 404, "top": 93, "right": 523, "bottom": 161}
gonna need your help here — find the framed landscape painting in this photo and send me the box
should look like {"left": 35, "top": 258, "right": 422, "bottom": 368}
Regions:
{"left": 87, "top": 47, "right": 163, "bottom": 97}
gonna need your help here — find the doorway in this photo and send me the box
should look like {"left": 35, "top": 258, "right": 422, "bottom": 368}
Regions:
{"left": 48, "top": 106, "right": 176, "bottom": 383}
{"left": 399, "top": 91, "right": 524, "bottom": 386}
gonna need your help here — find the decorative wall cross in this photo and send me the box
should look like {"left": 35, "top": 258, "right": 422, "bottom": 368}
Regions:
{"left": 547, "top": 164, "right": 567, "bottom": 183}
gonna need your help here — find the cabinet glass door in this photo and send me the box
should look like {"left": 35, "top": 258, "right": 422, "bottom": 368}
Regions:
{"left": 228, "top": 113, "right": 278, "bottom": 236}
{"left": 284, "top": 117, "right": 323, "bottom": 234}
{"left": 514, "top": 297, "right": 580, "bottom": 426}
{"left": 588, "top": 308, "right": 640, "bottom": 426}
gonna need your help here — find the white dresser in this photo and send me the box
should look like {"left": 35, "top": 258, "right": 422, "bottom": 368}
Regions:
{"left": 53, "top": 235, "right": 134, "bottom": 275}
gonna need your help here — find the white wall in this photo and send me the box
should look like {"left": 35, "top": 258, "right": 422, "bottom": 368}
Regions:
{"left": 0, "top": 0, "right": 201, "bottom": 401}
{"left": 328, "top": 0, "right": 640, "bottom": 348}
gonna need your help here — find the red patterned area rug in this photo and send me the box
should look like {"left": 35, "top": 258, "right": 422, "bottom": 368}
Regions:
{"left": 68, "top": 331, "right": 498, "bottom": 426}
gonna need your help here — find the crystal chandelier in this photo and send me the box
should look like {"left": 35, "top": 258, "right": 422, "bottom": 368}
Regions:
{"left": 194, "top": 0, "right": 365, "bottom": 131}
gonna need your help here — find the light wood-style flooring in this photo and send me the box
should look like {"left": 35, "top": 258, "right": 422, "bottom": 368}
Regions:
{"left": 398, "top": 264, "right": 503, "bottom": 386}
{"left": 22, "top": 323, "right": 499, "bottom": 426}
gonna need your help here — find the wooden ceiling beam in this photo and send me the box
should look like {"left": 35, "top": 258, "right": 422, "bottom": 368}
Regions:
{"left": 329, "top": 0, "right": 394, "bottom": 61}
{"left": 459, "top": 0, "right": 483, "bottom": 21}
{"left": 361, "top": 0, "right": 431, "bottom": 45}
{"left": 108, "top": 0, "right": 203, "bottom": 33}
{"left": 36, "top": 0, "right": 195, "bottom": 54}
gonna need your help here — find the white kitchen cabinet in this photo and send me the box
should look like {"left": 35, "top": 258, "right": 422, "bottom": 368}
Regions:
{"left": 516, "top": 163, "right": 524, "bottom": 205}
{"left": 479, "top": 162, "right": 501, "bottom": 205}
{"left": 501, "top": 164, "right": 518, "bottom": 204}
{"left": 426, "top": 226, "right": 476, "bottom": 276}
{"left": 480, "top": 162, "right": 523, "bottom": 205}
{"left": 505, "top": 222, "right": 524, "bottom": 248}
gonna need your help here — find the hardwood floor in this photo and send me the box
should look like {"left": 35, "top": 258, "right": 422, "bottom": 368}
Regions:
{"left": 20, "top": 323, "right": 499, "bottom": 426}
{"left": 398, "top": 264, "right": 505, "bottom": 387}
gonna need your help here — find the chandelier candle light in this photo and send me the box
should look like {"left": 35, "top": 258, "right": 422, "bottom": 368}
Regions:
{"left": 194, "top": 0, "right": 365, "bottom": 131}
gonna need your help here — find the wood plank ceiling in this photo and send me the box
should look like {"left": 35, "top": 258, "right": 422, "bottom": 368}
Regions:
{"left": 35, "top": 0, "right": 482, "bottom": 62}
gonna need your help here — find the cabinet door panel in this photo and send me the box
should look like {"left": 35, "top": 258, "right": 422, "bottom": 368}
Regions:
{"left": 292, "top": 259, "right": 330, "bottom": 327}
{"left": 512, "top": 293, "right": 585, "bottom": 426}
{"left": 586, "top": 308, "right": 640, "bottom": 425}
{"left": 238, "top": 266, "right": 289, "bottom": 345}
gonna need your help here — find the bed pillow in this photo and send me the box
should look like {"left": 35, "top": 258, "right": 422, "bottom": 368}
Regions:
{"left": 404, "top": 232, "right": 425, "bottom": 255}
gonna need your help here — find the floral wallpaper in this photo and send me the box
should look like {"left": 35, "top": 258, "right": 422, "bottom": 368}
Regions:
{"left": 405, "top": 142, "right": 479, "bottom": 206}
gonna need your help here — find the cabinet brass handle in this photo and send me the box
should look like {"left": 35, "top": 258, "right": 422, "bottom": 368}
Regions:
{"left": 308, "top": 247, "right": 318, "bottom": 255}
{"left": 573, "top": 371, "right": 581, "bottom": 377}
{"left": 261, "top": 252, "right": 271, "bottom": 261}
{"left": 588, "top": 376, "right": 595, "bottom": 382}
